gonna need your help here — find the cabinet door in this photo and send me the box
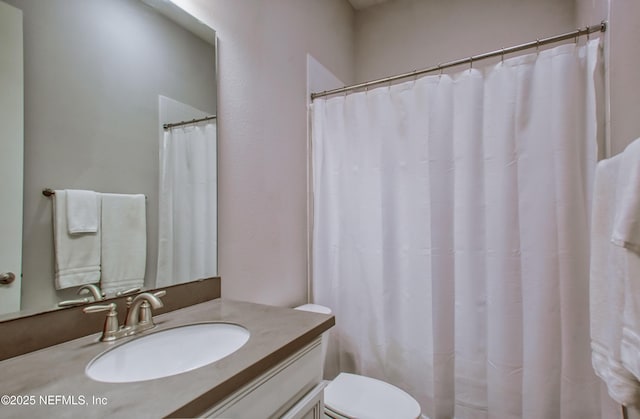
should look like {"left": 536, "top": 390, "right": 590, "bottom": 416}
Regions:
{"left": 203, "top": 338, "right": 322, "bottom": 418}
{"left": 281, "top": 382, "right": 326, "bottom": 419}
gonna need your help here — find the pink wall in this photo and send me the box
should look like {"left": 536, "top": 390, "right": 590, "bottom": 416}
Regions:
{"left": 353, "top": 0, "right": 575, "bottom": 82}
{"left": 172, "top": 0, "right": 355, "bottom": 306}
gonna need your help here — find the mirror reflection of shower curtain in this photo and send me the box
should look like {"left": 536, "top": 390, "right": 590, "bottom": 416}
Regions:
{"left": 156, "top": 121, "right": 217, "bottom": 287}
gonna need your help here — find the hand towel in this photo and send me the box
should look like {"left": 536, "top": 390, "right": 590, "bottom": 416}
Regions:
{"left": 65, "top": 189, "right": 99, "bottom": 234}
{"left": 53, "top": 190, "right": 101, "bottom": 289}
{"left": 100, "top": 193, "right": 146, "bottom": 296}
{"left": 589, "top": 154, "right": 640, "bottom": 406}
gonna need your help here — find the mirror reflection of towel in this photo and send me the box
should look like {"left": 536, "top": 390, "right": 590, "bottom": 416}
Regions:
{"left": 65, "top": 189, "right": 99, "bottom": 234}
{"left": 53, "top": 190, "right": 101, "bottom": 289}
{"left": 100, "top": 193, "right": 146, "bottom": 296}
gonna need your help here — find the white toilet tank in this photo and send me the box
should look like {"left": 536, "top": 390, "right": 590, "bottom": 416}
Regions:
{"left": 294, "top": 303, "right": 332, "bottom": 371}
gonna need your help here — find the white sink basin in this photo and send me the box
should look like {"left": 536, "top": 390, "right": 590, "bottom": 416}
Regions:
{"left": 86, "top": 322, "right": 250, "bottom": 383}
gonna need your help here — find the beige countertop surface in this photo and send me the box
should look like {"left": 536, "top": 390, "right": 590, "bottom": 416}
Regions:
{"left": 0, "top": 299, "right": 334, "bottom": 418}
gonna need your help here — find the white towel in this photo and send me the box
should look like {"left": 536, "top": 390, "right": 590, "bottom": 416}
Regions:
{"left": 100, "top": 193, "right": 147, "bottom": 296}
{"left": 52, "top": 190, "right": 101, "bottom": 289}
{"left": 612, "top": 139, "right": 640, "bottom": 252}
{"left": 65, "top": 189, "right": 99, "bottom": 234}
{"left": 590, "top": 154, "right": 640, "bottom": 406}
{"left": 622, "top": 252, "right": 640, "bottom": 382}
{"left": 610, "top": 138, "right": 640, "bottom": 385}
{"left": 589, "top": 148, "right": 640, "bottom": 406}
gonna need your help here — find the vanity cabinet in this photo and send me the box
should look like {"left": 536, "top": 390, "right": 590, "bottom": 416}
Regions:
{"left": 0, "top": 299, "right": 335, "bottom": 419}
{"left": 280, "top": 382, "right": 325, "bottom": 419}
{"left": 203, "top": 337, "right": 325, "bottom": 419}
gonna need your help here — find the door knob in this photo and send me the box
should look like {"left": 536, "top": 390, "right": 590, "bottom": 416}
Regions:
{"left": 0, "top": 272, "right": 16, "bottom": 285}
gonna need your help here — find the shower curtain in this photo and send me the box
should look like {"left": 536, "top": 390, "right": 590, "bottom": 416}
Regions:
{"left": 156, "top": 121, "right": 217, "bottom": 287}
{"left": 312, "top": 40, "right": 607, "bottom": 419}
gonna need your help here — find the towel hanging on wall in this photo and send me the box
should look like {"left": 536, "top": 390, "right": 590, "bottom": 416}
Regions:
{"left": 590, "top": 138, "right": 640, "bottom": 406}
{"left": 65, "top": 189, "right": 99, "bottom": 234}
{"left": 52, "top": 190, "right": 101, "bottom": 289}
{"left": 100, "top": 193, "right": 147, "bottom": 295}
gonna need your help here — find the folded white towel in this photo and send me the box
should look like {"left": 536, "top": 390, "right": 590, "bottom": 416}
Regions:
{"left": 52, "top": 190, "right": 101, "bottom": 289}
{"left": 65, "top": 189, "right": 99, "bottom": 234}
{"left": 100, "top": 193, "right": 146, "bottom": 296}
{"left": 590, "top": 154, "right": 640, "bottom": 406}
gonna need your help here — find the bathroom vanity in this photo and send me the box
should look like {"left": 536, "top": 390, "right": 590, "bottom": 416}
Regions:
{"left": 0, "top": 299, "right": 334, "bottom": 418}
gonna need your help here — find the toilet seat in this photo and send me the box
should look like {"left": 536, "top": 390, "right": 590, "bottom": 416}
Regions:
{"left": 324, "top": 373, "right": 421, "bottom": 419}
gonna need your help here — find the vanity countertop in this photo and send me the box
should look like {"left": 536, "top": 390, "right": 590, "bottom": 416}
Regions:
{"left": 0, "top": 299, "right": 334, "bottom": 418}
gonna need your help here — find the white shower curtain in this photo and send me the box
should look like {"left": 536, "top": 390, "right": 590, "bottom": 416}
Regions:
{"left": 156, "top": 121, "right": 217, "bottom": 287}
{"left": 312, "top": 40, "right": 607, "bottom": 419}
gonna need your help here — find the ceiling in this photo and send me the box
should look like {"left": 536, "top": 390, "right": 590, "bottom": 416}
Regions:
{"left": 348, "top": 0, "right": 392, "bottom": 10}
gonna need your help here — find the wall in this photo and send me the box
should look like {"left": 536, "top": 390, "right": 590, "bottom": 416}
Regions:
{"left": 7, "top": 0, "right": 216, "bottom": 312}
{"left": 353, "top": 0, "right": 575, "bottom": 82}
{"left": 608, "top": 0, "right": 640, "bottom": 157}
{"left": 169, "top": 0, "right": 355, "bottom": 306}
{"left": 577, "top": 0, "right": 640, "bottom": 156}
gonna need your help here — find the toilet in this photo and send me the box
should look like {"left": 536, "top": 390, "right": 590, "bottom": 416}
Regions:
{"left": 295, "top": 304, "right": 422, "bottom": 419}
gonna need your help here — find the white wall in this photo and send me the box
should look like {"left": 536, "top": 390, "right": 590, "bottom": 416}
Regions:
{"left": 597, "top": 0, "right": 640, "bottom": 156}
{"left": 354, "top": 0, "right": 575, "bottom": 82}
{"left": 169, "top": 0, "right": 355, "bottom": 306}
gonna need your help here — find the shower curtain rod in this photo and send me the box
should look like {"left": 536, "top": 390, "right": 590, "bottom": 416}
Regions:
{"left": 163, "top": 114, "right": 216, "bottom": 130}
{"left": 311, "top": 21, "right": 607, "bottom": 100}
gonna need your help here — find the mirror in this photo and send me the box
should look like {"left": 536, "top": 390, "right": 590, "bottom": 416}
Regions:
{"left": 0, "top": 0, "right": 217, "bottom": 319}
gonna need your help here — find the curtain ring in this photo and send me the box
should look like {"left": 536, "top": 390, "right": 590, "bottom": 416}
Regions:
{"left": 501, "top": 48, "right": 505, "bottom": 63}
{"left": 587, "top": 27, "right": 591, "bottom": 41}
{"left": 469, "top": 57, "right": 473, "bottom": 70}
{"left": 438, "top": 64, "right": 443, "bottom": 76}
{"left": 536, "top": 39, "right": 540, "bottom": 51}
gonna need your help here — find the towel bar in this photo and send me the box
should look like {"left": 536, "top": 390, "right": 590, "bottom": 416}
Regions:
{"left": 42, "top": 188, "right": 147, "bottom": 200}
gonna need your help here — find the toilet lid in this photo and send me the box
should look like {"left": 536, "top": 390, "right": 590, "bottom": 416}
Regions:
{"left": 324, "top": 373, "right": 421, "bottom": 419}
{"left": 294, "top": 304, "right": 332, "bottom": 314}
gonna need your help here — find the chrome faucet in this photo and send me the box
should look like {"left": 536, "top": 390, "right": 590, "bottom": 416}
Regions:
{"left": 124, "top": 291, "right": 166, "bottom": 331}
{"left": 83, "top": 290, "right": 166, "bottom": 342}
{"left": 78, "top": 284, "right": 106, "bottom": 301}
{"left": 58, "top": 284, "right": 106, "bottom": 307}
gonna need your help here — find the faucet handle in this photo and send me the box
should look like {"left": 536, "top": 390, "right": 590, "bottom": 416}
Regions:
{"left": 116, "top": 287, "right": 141, "bottom": 297}
{"left": 137, "top": 291, "right": 166, "bottom": 326}
{"left": 83, "top": 303, "right": 120, "bottom": 342}
{"left": 82, "top": 303, "right": 115, "bottom": 313}
{"left": 153, "top": 290, "right": 167, "bottom": 299}
{"left": 58, "top": 297, "right": 92, "bottom": 307}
